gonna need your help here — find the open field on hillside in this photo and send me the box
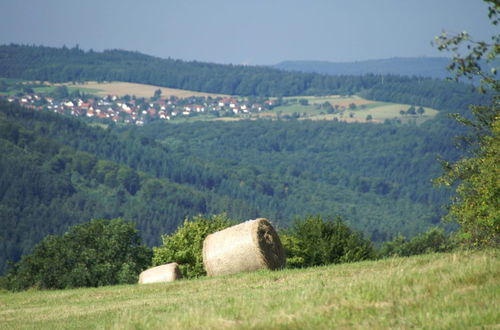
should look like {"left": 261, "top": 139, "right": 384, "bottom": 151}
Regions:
{"left": 63, "top": 81, "right": 231, "bottom": 99}
{"left": 260, "top": 95, "right": 439, "bottom": 124}
{"left": 0, "top": 79, "right": 104, "bottom": 97}
{"left": 1, "top": 78, "right": 439, "bottom": 124}
{"left": 285, "top": 94, "right": 373, "bottom": 106}
{"left": 2, "top": 78, "right": 439, "bottom": 124}
{"left": 1, "top": 249, "right": 498, "bottom": 329}
{"left": 299, "top": 103, "right": 439, "bottom": 124}
{"left": 0, "top": 79, "right": 230, "bottom": 99}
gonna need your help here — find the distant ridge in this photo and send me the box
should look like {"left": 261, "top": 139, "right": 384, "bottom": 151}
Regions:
{"left": 273, "top": 57, "right": 452, "bottom": 79}
{"left": 0, "top": 44, "right": 487, "bottom": 112}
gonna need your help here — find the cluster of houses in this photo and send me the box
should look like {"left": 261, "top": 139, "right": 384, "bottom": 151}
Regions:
{"left": 1, "top": 92, "right": 275, "bottom": 126}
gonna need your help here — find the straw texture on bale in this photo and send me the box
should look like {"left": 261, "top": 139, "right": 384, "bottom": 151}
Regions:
{"left": 203, "top": 218, "right": 285, "bottom": 276}
{"left": 138, "top": 263, "right": 182, "bottom": 284}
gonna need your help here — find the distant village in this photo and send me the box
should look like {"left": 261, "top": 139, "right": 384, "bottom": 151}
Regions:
{"left": 0, "top": 88, "right": 276, "bottom": 126}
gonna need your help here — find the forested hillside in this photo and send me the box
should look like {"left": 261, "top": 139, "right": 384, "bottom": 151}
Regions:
{"left": 131, "top": 117, "right": 462, "bottom": 235}
{"left": 0, "top": 44, "right": 487, "bottom": 110}
{"left": 274, "top": 57, "right": 452, "bottom": 79}
{"left": 0, "top": 101, "right": 215, "bottom": 274}
{"left": 0, "top": 98, "right": 466, "bottom": 275}
{"left": 0, "top": 44, "right": 490, "bottom": 276}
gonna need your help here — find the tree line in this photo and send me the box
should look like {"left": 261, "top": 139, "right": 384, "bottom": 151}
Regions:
{"left": 0, "top": 44, "right": 489, "bottom": 108}
{"left": 0, "top": 214, "right": 454, "bottom": 291}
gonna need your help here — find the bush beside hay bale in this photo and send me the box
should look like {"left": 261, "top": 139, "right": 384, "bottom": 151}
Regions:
{"left": 203, "top": 218, "right": 285, "bottom": 276}
{"left": 1, "top": 219, "right": 152, "bottom": 291}
{"left": 152, "top": 214, "right": 235, "bottom": 279}
{"left": 138, "top": 263, "right": 182, "bottom": 284}
{"left": 282, "top": 215, "right": 375, "bottom": 268}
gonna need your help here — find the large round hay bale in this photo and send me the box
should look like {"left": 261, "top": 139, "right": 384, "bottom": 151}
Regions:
{"left": 138, "top": 263, "right": 182, "bottom": 284}
{"left": 202, "top": 218, "right": 285, "bottom": 276}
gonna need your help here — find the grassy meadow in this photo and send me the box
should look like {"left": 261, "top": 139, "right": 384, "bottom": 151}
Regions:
{"left": 0, "top": 79, "right": 102, "bottom": 96}
{"left": 1, "top": 249, "right": 498, "bottom": 329}
{"left": 64, "top": 81, "right": 231, "bottom": 99}
{"left": 0, "top": 79, "right": 230, "bottom": 99}
{"left": 261, "top": 95, "right": 439, "bottom": 124}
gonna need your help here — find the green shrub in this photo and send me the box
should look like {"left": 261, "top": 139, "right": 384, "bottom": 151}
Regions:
{"left": 152, "top": 214, "right": 235, "bottom": 279}
{"left": 282, "top": 215, "right": 375, "bottom": 268}
{"left": 379, "top": 227, "right": 454, "bottom": 257}
{"left": 280, "top": 233, "right": 305, "bottom": 268}
{"left": 1, "top": 219, "right": 152, "bottom": 291}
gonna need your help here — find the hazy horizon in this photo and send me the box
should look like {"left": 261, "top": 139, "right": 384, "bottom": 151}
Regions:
{"left": 0, "top": 0, "right": 496, "bottom": 65}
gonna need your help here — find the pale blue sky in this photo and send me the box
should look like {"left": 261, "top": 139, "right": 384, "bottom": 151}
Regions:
{"left": 0, "top": 0, "right": 496, "bottom": 65}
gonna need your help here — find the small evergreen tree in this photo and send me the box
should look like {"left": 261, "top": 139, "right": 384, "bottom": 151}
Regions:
{"left": 406, "top": 105, "right": 416, "bottom": 115}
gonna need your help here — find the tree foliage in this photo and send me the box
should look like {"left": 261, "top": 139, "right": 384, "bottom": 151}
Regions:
{"left": 152, "top": 214, "right": 235, "bottom": 279}
{"left": 0, "top": 98, "right": 465, "bottom": 274}
{"left": 0, "top": 39, "right": 492, "bottom": 273}
{"left": 0, "top": 44, "right": 491, "bottom": 103}
{"left": 434, "top": 0, "right": 499, "bottom": 247}
{"left": 433, "top": 0, "right": 499, "bottom": 93}
{"left": 1, "top": 219, "right": 152, "bottom": 291}
{"left": 436, "top": 116, "right": 499, "bottom": 247}
{"left": 282, "top": 215, "right": 375, "bottom": 268}
{"left": 0, "top": 101, "right": 216, "bottom": 275}
{"left": 379, "top": 227, "right": 454, "bottom": 257}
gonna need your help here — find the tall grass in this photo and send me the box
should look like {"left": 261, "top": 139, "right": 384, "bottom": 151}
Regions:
{"left": 1, "top": 249, "right": 498, "bottom": 329}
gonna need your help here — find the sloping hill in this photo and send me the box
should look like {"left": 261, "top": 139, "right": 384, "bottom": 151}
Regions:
{"left": 0, "top": 101, "right": 219, "bottom": 275}
{"left": 0, "top": 98, "right": 464, "bottom": 275}
{"left": 70, "top": 81, "right": 230, "bottom": 99}
{"left": 0, "top": 44, "right": 488, "bottom": 110}
{"left": 1, "top": 250, "right": 498, "bottom": 329}
{"left": 0, "top": 45, "right": 490, "bottom": 278}
{"left": 274, "top": 57, "right": 452, "bottom": 79}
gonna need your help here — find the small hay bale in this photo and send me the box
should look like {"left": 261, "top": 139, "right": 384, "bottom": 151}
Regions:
{"left": 138, "top": 263, "right": 182, "bottom": 284}
{"left": 203, "top": 218, "right": 285, "bottom": 276}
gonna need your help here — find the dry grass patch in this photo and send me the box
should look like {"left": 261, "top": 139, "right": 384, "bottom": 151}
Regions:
{"left": 62, "top": 81, "right": 230, "bottom": 99}
{"left": 263, "top": 95, "right": 439, "bottom": 124}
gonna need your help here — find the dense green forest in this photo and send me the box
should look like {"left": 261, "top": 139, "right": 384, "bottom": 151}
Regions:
{"left": 0, "top": 101, "right": 218, "bottom": 275}
{"left": 0, "top": 96, "right": 467, "bottom": 275}
{"left": 275, "top": 58, "right": 497, "bottom": 81}
{"left": 0, "top": 44, "right": 487, "bottom": 109}
{"left": 0, "top": 44, "right": 491, "bottom": 276}
{"left": 274, "top": 58, "right": 452, "bottom": 79}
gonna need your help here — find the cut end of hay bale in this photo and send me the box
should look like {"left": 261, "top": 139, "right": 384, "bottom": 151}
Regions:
{"left": 254, "top": 218, "right": 286, "bottom": 270}
{"left": 138, "top": 263, "right": 182, "bottom": 284}
{"left": 203, "top": 218, "right": 285, "bottom": 277}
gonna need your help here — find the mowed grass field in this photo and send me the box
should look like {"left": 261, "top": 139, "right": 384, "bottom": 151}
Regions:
{"left": 1, "top": 249, "right": 498, "bottom": 329}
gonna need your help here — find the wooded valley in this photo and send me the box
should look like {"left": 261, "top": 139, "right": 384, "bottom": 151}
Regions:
{"left": 0, "top": 44, "right": 491, "bottom": 275}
